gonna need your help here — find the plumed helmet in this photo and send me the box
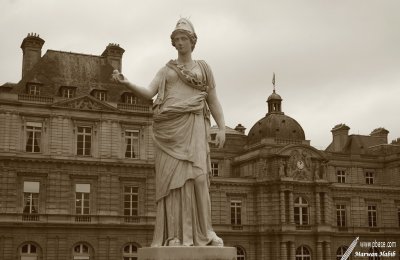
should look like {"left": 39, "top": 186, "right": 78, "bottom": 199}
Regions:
{"left": 170, "top": 18, "right": 198, "bottom": 51}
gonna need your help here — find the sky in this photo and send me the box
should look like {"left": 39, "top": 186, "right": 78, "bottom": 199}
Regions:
{"left": 1, "top": 0, "right": 399, "bottom": 149}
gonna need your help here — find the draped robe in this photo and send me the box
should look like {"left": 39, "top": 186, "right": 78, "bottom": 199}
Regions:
{"left": 151, "top": 60, "right": 221, "bottom": 247}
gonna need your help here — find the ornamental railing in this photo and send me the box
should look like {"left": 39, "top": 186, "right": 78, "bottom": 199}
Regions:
{"left": 117, "top": 103, "right": 151, "bottom": 112}
{"left": 0, "top": 213, "right": 155, "bottom": 225}
{"left": 18, "top": 94, "right": 54, "bottom": 103}
{"left": 22, "top": 214, "right": 40, "bottom": 222}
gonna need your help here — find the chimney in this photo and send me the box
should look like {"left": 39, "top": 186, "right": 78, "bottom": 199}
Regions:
{"left": 234, "top": 123, "right": 246, "bottom": 134}
{"left": 20, "top": 33, "right": 45, "bottom": 78}
{"left": 102, "top": 43, "right": 125, "bottom": 72}
{"left": 370, "top": 127, "right": 389, "bottom": 144}
{"left": 330, "top": 123, "right": 350, "bottom": 152}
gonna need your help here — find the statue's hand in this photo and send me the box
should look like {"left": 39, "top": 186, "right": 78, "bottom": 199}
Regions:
{"left": 215, "top": 129, "right": 225, "bottom": 149}
{"left": 111, "top": 69, "right": 129, "bottom": 84}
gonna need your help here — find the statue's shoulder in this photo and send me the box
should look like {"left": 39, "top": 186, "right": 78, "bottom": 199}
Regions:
{"left": 196, "top": 60, "right": 210, "bottom": 67}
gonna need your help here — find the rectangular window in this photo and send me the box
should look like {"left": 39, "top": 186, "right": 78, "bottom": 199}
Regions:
{"left": 230, "top": 200, "right": 242, "bottom": 225}
{"left": 337, "top": 169, "right": 346, "bottom": 183}
{"left": 367, "top": 205, "right": 377, "bottom": 227}
{"left": 23, "top": 181, "right": 39, "bottom": 214}
{"left": 94, "top": 91, "right": 107, "bottom": 101}
{"left": 294, "top": 197, "right": 309, "bottom": 225}
{"left": 28, "top": 85, "right": 41, "bottom": 95}
{"left": 365, "top": 171, "right": 374, "bottom": 184}
{"left": 77, "top": 127, "right": 92, "bottom": 156}
{"left": 336, "top": 204, "right": 346, "bottom": 227}
{"left": 397, "top": 208, "right": 400, "bottom": 227}
{"left": 26, "top": 122, "right": 42, "bottom": 153}
{"left": 125, "top": 130, "right": 139, "bottom": 159}
{"left": 75, "top": 184, "right": 90, "bottom": 215}
{"left": 125, "top": 94, "right": 137, "bottom": 104}
{"left": 211, "top": 162, "right": 219, "bottom": 177}
{"left": 294, "top": 207, "right": 309, "bottom": 225}
{"left": 124, "top": 186, "right": 139, "bottom": 216}
{"left": 62, "top": 88, "right": 75, "bottom": 98}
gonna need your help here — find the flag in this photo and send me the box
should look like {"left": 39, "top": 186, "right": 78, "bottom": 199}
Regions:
{"left": 272, "top": 72, "right": 275, "bottom": 87}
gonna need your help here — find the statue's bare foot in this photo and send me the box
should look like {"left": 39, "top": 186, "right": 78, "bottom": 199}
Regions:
{"left": 210, "top": 235, "right": 224, "bottom": 247}
{"left": 168, "top": 238, "right": 181, "bottom": 246}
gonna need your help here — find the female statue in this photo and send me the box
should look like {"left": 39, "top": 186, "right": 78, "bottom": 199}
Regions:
{"left": 113, "top": 18, "right": 225, "bottom": 247}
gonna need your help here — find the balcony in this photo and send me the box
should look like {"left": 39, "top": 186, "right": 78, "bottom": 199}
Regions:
{"left": 18, "top": 94, "right": 53, "bottom": 103}
{"left": 231, "top": 224, "right": 243, "bottom": 230}
{"left": 124, "top": 216, "right": 140, "bottom": 223}
{"left": 0, "top": 213, "right": 155, "bottom": 225}
{"left": 75, "top": 215, "right": 91, "bottom": 223}
{"left": 296, "top": 225, "right": 312, "bottom": 230}
{"left": 117, "top": 103, "right": 151, "bottom": 112}
{"left": 22, "top": 214, "right": 39, "bottom": 222}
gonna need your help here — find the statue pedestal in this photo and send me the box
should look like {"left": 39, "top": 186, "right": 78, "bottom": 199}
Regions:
{"left": 138, "top": 246, "right": 236, "bottom": 260}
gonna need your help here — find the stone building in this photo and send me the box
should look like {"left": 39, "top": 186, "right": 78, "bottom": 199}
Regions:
{"left": 0, "top": 34, "right": 399, "bottom": 260}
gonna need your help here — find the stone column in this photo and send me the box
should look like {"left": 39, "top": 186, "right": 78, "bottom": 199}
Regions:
{"left": 290, "top": 241, "right": 295, "bottom": 260}
{"left": 324, "top": 193, "right": 329, "bottom": 224}
{"left": 325, "top": 242, "right": 331, "bottom": 260}
{"left": 280, "top": 191, "right": 285, "bottom": 223}
{"left": 315, "top": 192, "right": 321, "bottom": 224}
{"left": 280, "top": 242, "right": 287, "bottom": 260}
{"left": 316, "top": 241, "right": 323, "bottom": 260}
{"left": 289, "top": 191, "right": 294, "bottom": 224}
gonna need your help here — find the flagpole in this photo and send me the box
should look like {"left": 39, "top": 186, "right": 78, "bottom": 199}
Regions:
{"left": 272, "top": 72, "right": 276, "bottom": 92}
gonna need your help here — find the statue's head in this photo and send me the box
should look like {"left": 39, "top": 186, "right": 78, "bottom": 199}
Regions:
{"left": 171, "top": 18, "right": 197, "bottom": 51}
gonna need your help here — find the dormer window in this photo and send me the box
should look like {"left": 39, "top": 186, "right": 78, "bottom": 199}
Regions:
{"left": 123, "top": 93, "right": 137, "bottom": 104}
{"left": 92, "top": 90, "right": 107, "bottom": 101}
{"left": 27, "top": 84, "right": 41, "bottom": 95}
{"left": 61, "top": 87, "right": 76, "bottom": 98}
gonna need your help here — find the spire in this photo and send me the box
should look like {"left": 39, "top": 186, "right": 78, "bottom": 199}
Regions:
{"left": 267, "top": 72, "right": 283, "bottom": 114}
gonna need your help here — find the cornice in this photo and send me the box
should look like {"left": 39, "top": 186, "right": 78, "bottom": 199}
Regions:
{"left": 0, "top": 154, "right": 155, "bottom": 169}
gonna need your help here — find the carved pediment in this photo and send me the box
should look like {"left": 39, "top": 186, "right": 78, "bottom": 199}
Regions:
{"left": 277, "top": 145, "right": 328, "bottom": 181}
{"left": 52, "top": 95, "right": 118, "bottom": 112}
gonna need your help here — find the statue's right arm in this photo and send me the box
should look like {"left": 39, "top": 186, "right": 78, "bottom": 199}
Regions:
{"left": 113, "top": 68, "right": 163, "bottom": 100}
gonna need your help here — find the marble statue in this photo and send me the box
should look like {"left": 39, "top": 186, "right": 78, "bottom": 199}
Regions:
{"left": 113, "top": 18, "right": 225, "bottom": 247}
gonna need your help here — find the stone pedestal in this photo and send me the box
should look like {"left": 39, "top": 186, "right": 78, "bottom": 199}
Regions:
{"left": 138, "top": 246, "right": 236, "bottom": 260}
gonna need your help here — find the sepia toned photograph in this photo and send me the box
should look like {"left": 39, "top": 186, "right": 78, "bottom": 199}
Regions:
{"left": 0, "top": 0, "right": 399, "bottom": 259}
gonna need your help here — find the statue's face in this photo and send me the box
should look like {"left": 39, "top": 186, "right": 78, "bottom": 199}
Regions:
{"left": 173, "top": 32, "right": 192, "bottom": 54}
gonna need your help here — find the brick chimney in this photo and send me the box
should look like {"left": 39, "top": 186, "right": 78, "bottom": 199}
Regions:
{"left": 370, "top": 127, "right": 389, "bottom": 144}
{"left": 330, "top": 124, "right": 350, "bottom": 152}
{"left": 101, "top": 43, "right": 125, "bottom": 72}
{"left": 20, "top": 33, "right": 45, "bottom": 78}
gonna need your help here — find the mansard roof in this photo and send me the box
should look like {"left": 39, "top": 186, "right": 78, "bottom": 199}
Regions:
{"left": 11, "top": 50, "right": 146, "bottom": 104}
{"left": 342, "top": 134, "right": 388, "bottom": 154}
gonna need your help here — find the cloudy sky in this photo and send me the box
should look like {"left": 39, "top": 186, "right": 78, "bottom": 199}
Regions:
{"left": 1, "top": 0, "right": 399, "bottom": 149}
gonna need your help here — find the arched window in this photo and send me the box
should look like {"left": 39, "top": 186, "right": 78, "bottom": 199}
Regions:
{"left": 73, "top": 243, "right": 91, "bottom": 260}
{"left": 336, "top": 246, "right": 349, "bottom": 260}
{"left": 294, "top": 197, "right": 309, "bottom": 225}
{"left": 368, "top": 247, "right": 381, "bottom": 260}
{"left": 123, "top": 243, "right": 140, "bottom": 260}
{"left": 235, "top": 246, "right": 246, "bottom": 260}
{"left": 296, "top": 246, "right": 311, "bottom": 260}
{"left": 20, "top": 243, "right": 39, "bottom": 260}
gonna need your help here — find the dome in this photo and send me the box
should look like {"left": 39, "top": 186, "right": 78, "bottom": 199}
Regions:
{"left": 248, "top": 113, "right": 305, "bottom": 144}
{"left": 267, "top": 91, "right": 282, "bottom": 101}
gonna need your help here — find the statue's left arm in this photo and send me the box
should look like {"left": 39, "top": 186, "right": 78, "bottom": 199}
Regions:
{"left": 207, "top": 88, "right": 226, "bottom": 148}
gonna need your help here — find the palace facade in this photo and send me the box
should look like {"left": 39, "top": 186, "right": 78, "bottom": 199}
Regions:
{"left": 0, "top": 34, "right": 399, "bottom": 260}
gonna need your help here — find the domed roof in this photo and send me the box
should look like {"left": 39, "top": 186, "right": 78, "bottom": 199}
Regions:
{"left": 248, "top": 86, "right": 305, "bottom": 144}
{"left": 248, "top": 113, "right": 305, "bottom": 144}
{"left": 267, "top": 91, "right": 282, "bottom": 101}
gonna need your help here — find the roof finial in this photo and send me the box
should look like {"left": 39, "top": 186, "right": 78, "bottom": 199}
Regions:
{"left": 272, "top": 72, "right": 276, "bottom": 93}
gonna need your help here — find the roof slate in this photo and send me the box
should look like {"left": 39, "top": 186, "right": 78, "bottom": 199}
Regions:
{"left": 12, "top": 50, "right": 150, "bottom": 105}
